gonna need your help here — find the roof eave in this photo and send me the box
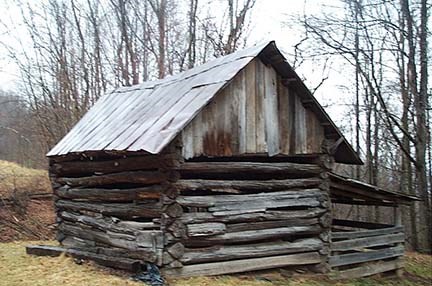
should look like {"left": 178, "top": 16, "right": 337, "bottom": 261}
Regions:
{"left": 258, "top": 42, "right": 363, "bottom": 166}
{"left": 330, "top": 172, "right": 421, "bottom": 204}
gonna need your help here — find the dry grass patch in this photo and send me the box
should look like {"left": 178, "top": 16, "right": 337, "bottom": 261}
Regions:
{"left": 0, "top": 241, "right": 143, "bottom": 286}
{"left": 1, "top": 242, "right": 431, "bottom": 286}
{"left": 0, "top": 160, "right": 50, "bottom": 197}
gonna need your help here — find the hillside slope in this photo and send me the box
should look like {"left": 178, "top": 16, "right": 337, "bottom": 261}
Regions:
{"left": 0, "top": 160, "right": 54, "bottom": 241}
{"left": 0, "top": 160, "right": 50, "bottom": 197}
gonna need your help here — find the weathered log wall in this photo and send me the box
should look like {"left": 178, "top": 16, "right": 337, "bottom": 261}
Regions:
{"left": 49, "top": 149, "right": 180, "bottom": 266}
{"left": 161, "top": 158, "right": 332, "bottom": 277}
{"left": 48, "top": 149, "right": 335, "bottom": 277}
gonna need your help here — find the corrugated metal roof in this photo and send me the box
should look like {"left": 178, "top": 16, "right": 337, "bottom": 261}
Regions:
{"left": 47, "top": 41, "right": 362, "bottom": 165}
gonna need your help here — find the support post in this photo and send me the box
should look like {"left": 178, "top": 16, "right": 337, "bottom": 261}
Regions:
{"left": 393, "top": 205, "right": 404, "bottom": 277}
{"left": 393, "top": 206, "right": 402, "bottom": 226}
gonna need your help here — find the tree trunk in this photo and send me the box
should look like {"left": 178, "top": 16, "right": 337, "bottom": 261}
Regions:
{"left": 416, "top": 0, "right": 431, "bottom": 253}
{"left": 401, "top": 0, "right": 431, "bottom": 253}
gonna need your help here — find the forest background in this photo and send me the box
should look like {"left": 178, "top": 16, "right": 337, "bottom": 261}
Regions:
{"left": 0, "top": 0, "right": 430, "bottom": 253}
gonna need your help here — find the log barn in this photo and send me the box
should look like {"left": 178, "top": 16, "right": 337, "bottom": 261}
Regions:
{"left": 29, "top": 41, "right": 418, "bottom": 279}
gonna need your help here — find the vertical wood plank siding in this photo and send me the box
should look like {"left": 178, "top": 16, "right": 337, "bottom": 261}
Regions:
{"left": 181, "top": 58, "right": 326, "bottom": 159}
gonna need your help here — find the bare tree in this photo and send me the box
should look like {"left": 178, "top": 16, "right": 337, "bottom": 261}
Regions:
{"left": 0, "top": 0, "right": 258, "bottom": 169}
{"left": 187, "top": 0, "right": 199, "bottom": 69}
{"left": 295, "top": 0, "right": 431, "bottom": 252}
{"left": 203, "top": 0, "right": 256, "bottom": 56}
{"left": 148, "top": 0, "right": 167, "bottom": 78}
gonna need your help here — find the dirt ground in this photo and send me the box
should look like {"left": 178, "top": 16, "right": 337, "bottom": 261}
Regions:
{"left": 0, "top": 200, "right": 55, "bottom": 241}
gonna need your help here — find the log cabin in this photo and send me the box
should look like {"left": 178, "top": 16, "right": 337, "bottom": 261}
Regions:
{"left": 27, "top": 41, "right": 418, "bottom": 279}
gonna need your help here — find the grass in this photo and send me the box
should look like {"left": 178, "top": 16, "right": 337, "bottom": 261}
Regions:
{"left": 0, "top": 241, "right": 142, "bottom": 286}
{"left": 0, "top": 160, "right": 50, "bottom": 197}
{"left": 0, "top": 161, "right": 430, "bottom": 285}
{"left": 0, "top": 241, "right": 431, "bottom": 286}
{"left": 171, "top": 259, "right": 432, "bottom": 286}
{"left": 0, "top": 160, "right": 54, "bottom": 242}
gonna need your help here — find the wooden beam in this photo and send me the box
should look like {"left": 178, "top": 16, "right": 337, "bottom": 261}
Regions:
{"left": 180, "top": 208, "right": 326, "bottom": 224}
{"left": 331, "top": 188, "right": 383, "bottom": 203}
{"left": 50, "top": 154, "right": 177, "bottom": 176}
{"left": 331, "top": 258, "right": 404, "bottom": 280}
{"left": 48, "top": 150, "right": 156, "bottom": 163}
{"left": 181, "top": 238, "right": 322, "bottom": 264}
{"left": 329, "top": 137, "right": 344, "bottom": 155}
{"left": 187, "top": 223, "right": 226, "bottom": 237}
{"left": 332, "top": 219, "right": 393, "bottom": 229}
{"left": 56, "top": 200, "right": 162, "bottom": 218}
{"left": 394, "top": 206, "right": 402, "bottom": 226}
{"left": 55, "top": 185, "right": 166, "bottom": 201}
{"left": 185, "top": 154, "right": 323, "bottom": 164}
{"left": 332, "top": 199, "right": 397, "bottom": 207}
{"left": 26, "top": 245, "right": 142, "bottom": 271}
{"left": 177, "top": 162, "right": 322, "bottom": 177}
{"left": 225, "top": 218, "right": 319, "bottom": 232}
{"left": 61, "top": 235, "right": 158, "bottom": 262}
{"left": 185, "top": 225, "right": 322, "bottom": 246}
{"left": 331, "top": 226, "right": 403, "bottom": 240}
{"left": 176, "top": 189, "right": 324, "bottom": 211}
{"left": 329, "top": 245, "right": 404, "bottom": 267}
{"left": 331, "top": 181, "right": 402, "bottom": 203}
{"left": 59, "top": 221, "right": 163, "bottom": 249}
{"left": 56, "top": 171, "right": 167, "bottom": 187}
{"left": 174, "top": 178, "right": 322, "bottom": 193}
{"left": 59, "top": 211, "right": 159, "bottom": 235}
{"left": 301, "top": 99, "right": 315, "bottom": 109}
{"left": 331, "top": 233, "right": 405, "bottom": 251}
{"left": 163, "top": 252, "right": 321, "bottom": 277}
{"left": 208, "top": 197, "right": 321, "bottom": 212}
{"left": 281, "top": 78, "right": 298, "bottom": 86}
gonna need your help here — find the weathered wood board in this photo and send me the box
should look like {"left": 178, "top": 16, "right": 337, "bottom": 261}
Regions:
{"left": 26, "top": 245, "right": 142, "bottom": 271}
{"left": 331, "top": 258, "right": 404, "bottom": 280}
{"left": 329, "top": 245, "right": 404, "bottom": 267}
{"left": 163, "top": 252, "right": 321, "bottom": 277}
{"left": 181, "top": 238, "right": 322, "bottom": 264}
{"left": 181, "top": 58, "right": 326, "bottom": 158}
{"left": 331, "top": 233, "right": 404, "bottom": 251}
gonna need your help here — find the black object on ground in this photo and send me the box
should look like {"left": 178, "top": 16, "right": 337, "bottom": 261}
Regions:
{"left": 131, "top": 263, "right": 165, "bottom": 286}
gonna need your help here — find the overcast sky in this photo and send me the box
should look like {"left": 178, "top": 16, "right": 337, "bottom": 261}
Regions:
{"left": 0, "top": 0, "right": 354, "bottom": 133}
{"left": 250, "top": 0, "right": 354, "bottom": 127}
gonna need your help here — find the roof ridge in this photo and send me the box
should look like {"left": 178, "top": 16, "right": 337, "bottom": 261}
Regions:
{"left": 113, "top": 41, "right": 273, "bottom": 94}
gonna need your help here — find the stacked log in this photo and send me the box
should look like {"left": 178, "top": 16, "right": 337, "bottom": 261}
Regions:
{"left": 48, "top": 149, "right": 334, "bottom": 277}
{"left": 162, "top": 160, "right": 331, "bottom": 277}
{"left": 160, "top": 180, "right": 185, "bottom": 269}
{"left": 315, "top": 154, "right": 333, "bottom": 273}
{"left": 49, "top": 150, "right": 178, "bottom": 266}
